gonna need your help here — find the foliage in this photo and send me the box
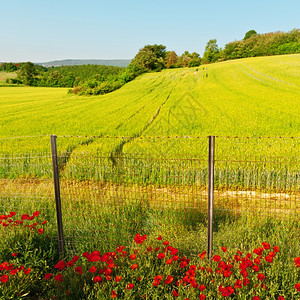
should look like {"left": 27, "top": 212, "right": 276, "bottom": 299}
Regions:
{"left": 244, "top": 30, "right": 257, "bottom": 40}
{"left": 129, "top": 44, "right": 167, "bottom": 73}
{"left": 202, "top": 39, "right": 220, "bottom": 63}
{"left": 165, "top": 51, "right": 179, "bottom": 68}
{"left": 17, "top": 62, "right": 38, "bottom": 86}
{"left": 0, "top": 62, "right": 18, "bottom": 72}
{"left": 222, "top": 29, "right": 300, "bottom": 60}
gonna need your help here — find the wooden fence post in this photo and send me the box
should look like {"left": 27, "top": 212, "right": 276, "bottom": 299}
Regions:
{"left": 50, "top": 135, "right": 64, "bottom": 257}
{"left": 207, "top": 135, "right": 215, "bottom": 260}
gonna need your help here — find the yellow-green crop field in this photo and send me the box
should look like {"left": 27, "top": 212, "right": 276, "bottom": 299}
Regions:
{"left": 0, "top": 54, "right": 299, "bottom": 190}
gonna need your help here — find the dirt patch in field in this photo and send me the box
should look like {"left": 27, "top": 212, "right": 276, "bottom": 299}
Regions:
{"left": 1, "top": 179, "right": 299, "bottom": 215}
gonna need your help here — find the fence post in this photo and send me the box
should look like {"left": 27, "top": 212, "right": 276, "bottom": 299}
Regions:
{"left": 207, "top": 135, "right": 215, "bottom": 260}
{"left": 50, "top": 135, "right": 64, "bottom": 257}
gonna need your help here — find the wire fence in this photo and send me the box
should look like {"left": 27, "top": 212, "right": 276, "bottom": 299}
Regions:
{"left": 0, "top": 135, "right": 299, "bottom": 257}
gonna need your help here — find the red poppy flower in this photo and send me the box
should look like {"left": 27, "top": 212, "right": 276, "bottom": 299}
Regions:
{"left": 11, "top": 253, "right": 18, "bottom": 257}
{"left": 157, "top": 235, "right": 162, "bottom": 240}
{"left": 294, "top": 257, "right": 300, "bottom": 267}
{"left": 38, "top": 228, "right": 44, "bottom": 234}
{"left": 54, "top": 274, "right": 63, "bottom": 282}
{"left": 1, "top": 275, "right": 8, "bottom": 283}
{"left": 10, "top": 269, "right": 18, "bottom": 275}
{"left": 45, "top": 273, "right": 52, "bottom": 280}
{"left": 105, "top": 268, "right": 112, "bottom": 276}
{"left": 131, "top": 264, "right": 138, "bottom": 270}
{"left": 134, "top": 233, "right": 146, "bottom": 244}
{"left": 243, "top": 278, "right": 250, "bottom": 286}
{"left": 116, "top": 245, "right": 125, "bottom": 252}
{"left": 265, "top": 256, "right": 273, "bottom": 263}
{"left": 198, "top": 251, "right": 206, "bottom": 259}
{"left": 199, "top": 284, "right": 206, "bottom": 291}
{"left": 33, "top": 211, "right": 40, "bottom": 217}
{"left": 180, "top": 261, "right": 188, "bottom": 268}
{"left": 21, "top": 214, "right": 29, "bottom": 220}
{"left": 252, "top": 265, "right": 259, "bottom": 272}
{"left": 170, "top": 248, "right": 178, "bottom": 255}
{"left": 213, "top": 255, "right": 221, "bottom": 262}
{"left": 127, "top": 283, "right": 134, "bottom": 290}
{"left": 89, "top": 254, "right": 100, "bottom": 262}
{"left": 234, "top": 279, "right": 242, "bottom": 289}
{"left": 254, "top": 258, "right": 261, "bottom": 265}
{"left": 172, "top": 290, "right": 179, "bottom": 297}
{"left": 163, "top": 240, "right": 169, "bottom": 246}
{"left": 89, "top": 266, "right": 97, "bottom": 273}
{"left": 221, "top": 286, "right": 234, "bottom": 297}
{"left": 253, "top": 297, "right": 260, "bottom": 300}
{"left": 42, "top": 220, "right": 47, "bottom": 225}
{"left": 278, "top": 296, "right": 285, "bottom": 300}
{"left": 147, "top": 246, "right": 152, "bottom": 252}
{"left": 262, "top": 242, "right": 270, "bottom": 250}
{"left": 111, "top": 290, "right": 117, "bottom": 298}
{"left": 295, "top": 283, "right": 300, "bottom": 291}
{"left": 273, "top": 246, "right": 280, "bottom": 252}
{"left": 157, "top": 253, "right": 165, "bottom": 259}
{"left": 23, "top": 268, "right": 31, "bottom": 274}
{"left": 269, "top": 252, "right": 275, "bottom": 258}
{"left": 199, "top": 294, "right": 206, "bottom": 300}
{"left": 257, "top": 273, "right": 266, "bottom": 281}
{"left": 75, "top": 266, "right": 83, "bottom": 274}
{"left": 129, "top": 254, "right": 136, "bottom": 260}
{"left": 165, "top": 275, "right": 173, "bottom": 285}
{"left": 54, "top": 260, "right": 65, "bottom": 271}
{"left": 94, "top": 276, "right": 102, "bottom": 283}
{"left": 221, "top": 247, "right": 227, "bottom": 252}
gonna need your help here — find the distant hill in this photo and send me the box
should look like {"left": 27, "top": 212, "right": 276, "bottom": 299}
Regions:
{"left": 37, "top": 59, "right": 131, "bottom": 67}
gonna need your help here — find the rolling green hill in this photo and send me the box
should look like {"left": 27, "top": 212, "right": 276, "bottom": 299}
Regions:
{"left": 0, "top": 54, "right": 299, "bottom": 188}
{"left": 1, "top": 54, "right": 299, "bottom": 139}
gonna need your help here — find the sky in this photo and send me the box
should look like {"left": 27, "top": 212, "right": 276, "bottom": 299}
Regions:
{"left": 1, "top": 0, "right": 299, "bottom": 63}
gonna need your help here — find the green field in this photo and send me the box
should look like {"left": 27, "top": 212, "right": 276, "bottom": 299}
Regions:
{"left": 0, "top": 56, "right": 299, "bottom": 299}
{"left": 0, "top": 54, "right": 299, "bottom": 190}
{"left": 1, "top": 54, "right": 299, "bottom": 139}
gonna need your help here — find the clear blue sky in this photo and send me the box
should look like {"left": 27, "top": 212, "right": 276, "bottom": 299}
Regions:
{"left": 1, "top": 0, "right": 299, "bottom": 62}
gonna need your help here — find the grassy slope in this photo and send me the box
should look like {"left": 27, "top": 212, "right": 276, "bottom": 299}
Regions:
{"left": 0, "top": 54, "right": 299, "bottom": 140}
{"left": 0, "top": 54, "right": 299, "bottom": 185}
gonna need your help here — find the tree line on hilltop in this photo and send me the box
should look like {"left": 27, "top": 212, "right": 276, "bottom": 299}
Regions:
{"left": 1, "top": 29, "right": 299, "bottom": 95}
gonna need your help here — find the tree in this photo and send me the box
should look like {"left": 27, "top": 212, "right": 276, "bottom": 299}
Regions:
{"left": 243, "top": 30, "right": 257, "bottom": 40}
{"left": 129, "top": 44, "right": 166, "bottom": 72}
{"left": 202, "top": 39, "right": 220, "bottom": 63}
{"left": 165, "top": 51, "right": 178, "bottom": 68}
{"left": 17, "top": 62, "right": 37, "bottom": 85}
{"left": 143, "top": 44, "right": 167, "bottom": 60}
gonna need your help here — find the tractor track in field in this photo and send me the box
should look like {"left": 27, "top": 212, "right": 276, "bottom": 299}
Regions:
{"left": 237, "top": 63, "right": 298, "bottom": 88}
{"left": 109, "top": 77, "right": 183, "bottom": 165}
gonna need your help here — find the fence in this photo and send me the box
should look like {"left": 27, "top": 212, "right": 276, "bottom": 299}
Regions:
{"left": 0, "top": 135, "right": 299, "bottom": 258}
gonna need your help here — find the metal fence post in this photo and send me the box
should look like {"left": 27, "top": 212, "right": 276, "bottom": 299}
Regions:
{"left": 50, "top": 135, "right": 64, "bottom": 257}
{"left": 207, "top": 135, "right": 215, "bottom": 260}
